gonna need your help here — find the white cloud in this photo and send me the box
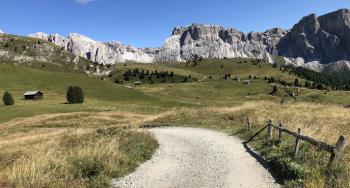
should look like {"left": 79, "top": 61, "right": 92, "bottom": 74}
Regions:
{"left": 75, "top": 0, "right": 95, "bottom": 5}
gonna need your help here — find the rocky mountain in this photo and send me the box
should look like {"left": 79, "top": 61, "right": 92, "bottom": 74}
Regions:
{"left": 278, "top": 9, "right": 350, "bottom": 63}
{"left": 154, "top": 25, "right": 287, "bottom": 63}
{"left": 26, "top": 9, "right": 350, "bottom": 80}
{"left": 0, "top": 33, "right": 111, "bottom": 76}
{"left": 276, "top": 9, "right": 350, "bottom": 79}
{"left": 29, "top": 24, "right": 288, "bottom": 64}
{"left": 29, "top": 32, "right": 154, "bottom": 64}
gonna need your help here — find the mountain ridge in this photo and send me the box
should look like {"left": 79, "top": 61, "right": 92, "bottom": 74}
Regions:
{"left": 3, "top": 8, "right": 350, "bottom": 80}
{"left": 29, "top": 32, "right": 154, "bottom": 64}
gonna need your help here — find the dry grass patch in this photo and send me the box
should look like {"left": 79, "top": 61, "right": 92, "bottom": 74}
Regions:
{"left": 0, "top": 111, "right": 159, "bottom": 187}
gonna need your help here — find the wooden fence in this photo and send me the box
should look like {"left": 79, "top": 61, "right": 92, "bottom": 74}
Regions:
{"left": 244, "top": 118, "right": 347, "bottom": 166}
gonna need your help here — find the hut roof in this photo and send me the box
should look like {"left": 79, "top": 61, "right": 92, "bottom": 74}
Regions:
{"left": 24, "top": 91, "right": 42, "bottom": 96}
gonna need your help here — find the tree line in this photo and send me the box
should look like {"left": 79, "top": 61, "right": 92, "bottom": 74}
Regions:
{"left": 279, "top": 66, "right": 350, "bottom": 91}
{"left": 115, "top": 68, "right": 192, "bottom": 84}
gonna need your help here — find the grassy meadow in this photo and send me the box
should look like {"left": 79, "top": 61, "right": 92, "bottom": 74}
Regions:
{"left": 0, "top": 56, "right": 349, "bottom": 187}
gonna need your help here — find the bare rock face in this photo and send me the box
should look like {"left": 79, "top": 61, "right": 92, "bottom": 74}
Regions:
{"left": 277, "top": 9, "right": 350, "bottom": 64}
{"left": 29, "top": 32, "right": 154, "bottom": 64}
{"left": 155, "top": 24, "right": 287, "bottom": 63}
{"left": 27, "top": 9, "right": 350, "bottom": 80}
{"left": 323, "top": 60, "right": 350, "bottom": 80}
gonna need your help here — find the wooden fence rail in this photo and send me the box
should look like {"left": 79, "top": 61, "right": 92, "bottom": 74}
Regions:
{"left": 245, "top": 118, "right": 347, "bottom": 166}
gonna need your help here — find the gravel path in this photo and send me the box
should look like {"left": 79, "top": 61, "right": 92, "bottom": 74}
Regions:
{"left": 112, "top": 127, "right": 280, "bottom": 188}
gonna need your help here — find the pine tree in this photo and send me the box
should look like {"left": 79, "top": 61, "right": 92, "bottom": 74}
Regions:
{"left": 294, "top": 78, "right": 299, "bottom": 87}
{"left": 305, "top": 81, "right": 310, "bottom": 88}
{"left": 3, "top": 91, "right": 14, "bottom": 106}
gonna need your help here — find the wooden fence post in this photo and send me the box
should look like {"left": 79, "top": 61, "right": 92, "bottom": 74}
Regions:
{"left": 247, "top": 117, "right": 251, "bottom": 131}
{"left": 277, "top": 123, "right": 283, "bottom": 143}
{"left": 329, "top": 135, "right": 347, "bottom": 166}
{"left": 294, "top": 128, "right": 301, "bottom": 156}
{"left": 267, "top": 120, "right": 273, "bottom": 145}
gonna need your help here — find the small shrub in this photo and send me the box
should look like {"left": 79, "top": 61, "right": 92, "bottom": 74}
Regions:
{"left": 2, "top": 91, "right": 14, "bottom": 106}
{"left": 270, "top": 85, "right": 278, "bottom": 95}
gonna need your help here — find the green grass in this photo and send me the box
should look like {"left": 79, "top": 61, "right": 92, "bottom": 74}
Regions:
{"left": 168, "top": 58, "right": 299, "bottom": 81}
{"left": 0, "top": 63, "right": 185, "bottom": 122}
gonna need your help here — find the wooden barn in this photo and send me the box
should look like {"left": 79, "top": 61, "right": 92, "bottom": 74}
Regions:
{"left": 24, "top": 91, "right": 43, "bottom": 100}
{"left": 243, "top": 80, "right": 251, "bottom": 85}
{"left": 134, "top": 81, "right": 142, "bottom": 86}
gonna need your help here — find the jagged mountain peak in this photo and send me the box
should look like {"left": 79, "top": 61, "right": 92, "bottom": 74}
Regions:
{"left": 320, "top": 8, "right": 350, "bottom": 21}
{"left": 23, "top": 9, "right": 350, "bottom": 79}
{"left": 277, "top": 8, "right": 350, "bottom": 64}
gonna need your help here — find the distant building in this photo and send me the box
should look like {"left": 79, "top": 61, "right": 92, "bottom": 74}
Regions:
{"left": 233, "top": 76, "right": 240, "bottom": 81}
{"left": 134, "top": 81, "right": 142, "bottom": 85}
{"left": 24, "top": 91, "right": 43, "bottom": 100}
{"left": 243, "top": 80, "right": 251, "bottom": 85}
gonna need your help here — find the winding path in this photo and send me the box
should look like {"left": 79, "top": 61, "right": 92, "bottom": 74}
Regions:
{"left": 112, "top": 127, "right": 280, "bottom": 188}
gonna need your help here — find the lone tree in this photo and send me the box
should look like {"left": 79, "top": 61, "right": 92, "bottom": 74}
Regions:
{"left": 3, "top": 91, "right": 14, "bottom": 106}
{"left": 66, "top": 86, "right": 84, "bottom": 104}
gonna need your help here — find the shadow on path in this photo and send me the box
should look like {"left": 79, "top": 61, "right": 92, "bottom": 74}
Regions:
{"left": 242, "top": 141, "right": 284, "bottom": 185}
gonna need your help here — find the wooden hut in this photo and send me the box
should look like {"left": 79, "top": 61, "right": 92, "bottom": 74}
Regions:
{"left": 24, "top": 91, "right": 43, "bottom": 100}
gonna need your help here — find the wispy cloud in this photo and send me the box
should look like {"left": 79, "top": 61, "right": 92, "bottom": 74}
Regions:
{"left": 75, "top": 0, "right": 95, "bottom": 5}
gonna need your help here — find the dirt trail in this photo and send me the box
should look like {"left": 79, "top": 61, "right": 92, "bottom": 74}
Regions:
{"left": 112, "top": 127, "right": 280, "bottom": 188}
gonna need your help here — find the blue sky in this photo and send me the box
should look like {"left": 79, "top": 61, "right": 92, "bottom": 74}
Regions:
{"left": 0, "top": 0, "right": 349, "bottom": 47}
